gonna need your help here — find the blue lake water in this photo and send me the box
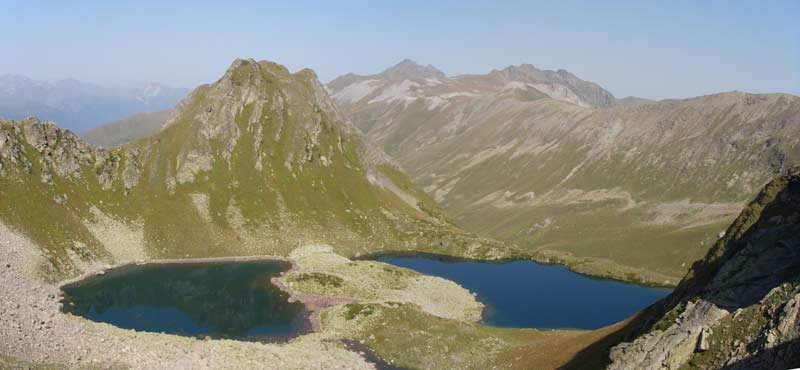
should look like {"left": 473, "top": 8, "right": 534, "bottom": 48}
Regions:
{"left": 60, "top": 260, "right": 306, "bottom": 340}
{"left": 376, "top": 256, "right": 672, "bottom": 330}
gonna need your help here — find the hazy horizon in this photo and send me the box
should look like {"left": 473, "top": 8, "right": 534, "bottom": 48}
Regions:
{"left": 3, "top": 0, "right": 798, "bottom": 100}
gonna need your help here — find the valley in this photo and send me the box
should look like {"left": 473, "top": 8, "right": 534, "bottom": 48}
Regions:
{"left": 328, "top": 60, "right": 800, "bottom": 286}
{"left": 0, "top": 57, "right": 797, "bottom": 370}
{"left": 3, "top": 3, "right": 799, "bottom": 369}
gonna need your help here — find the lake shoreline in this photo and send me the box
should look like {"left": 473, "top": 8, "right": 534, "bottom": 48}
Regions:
{"left": 374, "top": 254, "right": 672, "bottom": 330}
{"left": 56, "top": 254, "right": 352, "bottom": 338}
{"left": 356, "top": 250, "right": 679, "bottom": 289}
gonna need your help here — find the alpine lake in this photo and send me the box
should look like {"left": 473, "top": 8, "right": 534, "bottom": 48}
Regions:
{"left": 60, "top": 254, "right": 671, "bottom": 341}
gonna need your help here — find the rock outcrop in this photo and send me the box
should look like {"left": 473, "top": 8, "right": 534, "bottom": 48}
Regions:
{"left": 606, "top": 167, "right": 800, "bottom": 370}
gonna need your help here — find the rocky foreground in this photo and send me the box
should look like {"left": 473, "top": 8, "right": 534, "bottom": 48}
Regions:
{"left": 2, "top": 217, "right": 604, "bottom": 370}
{"left": 602, "top": 168, "right": 800, "bottom": 370}
{"left": 0, "top": 223, "right": 368, "bottom": 369}
{"left": 0, "top": 220, "right": 486, "bottom": 369}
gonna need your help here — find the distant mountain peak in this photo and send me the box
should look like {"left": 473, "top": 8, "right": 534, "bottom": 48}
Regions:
{"left": 493, "top": 63, "right": 616, "bottom": 107}
{"left": 379, "top": 59, "right": 446, "bottom": 80}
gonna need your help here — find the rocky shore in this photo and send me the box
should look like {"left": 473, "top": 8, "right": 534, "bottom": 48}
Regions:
{"left": 0, "top": 223, "right": 382, "bottom": 369}
{"left": 1, "top": 221, "right": 488, "bottom": 369}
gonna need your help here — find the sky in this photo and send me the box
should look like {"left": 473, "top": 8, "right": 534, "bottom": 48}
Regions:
{"left": 2, "top": 0, "right": 798, "bottom": 100}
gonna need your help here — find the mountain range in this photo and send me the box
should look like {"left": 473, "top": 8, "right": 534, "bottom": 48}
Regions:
{"left": 0, "top": 74, "right": 189, "bottom": 133}
{"left": 0, "top": 59, "right": 505, "bottom": 280}
{"left": 327, "top": 60, "right": 800, "bottom": 285}
{"left": 0, "top": 58, "right": 798, "bottom": 370}
{"left": 43, "top": 59, "right": 800, "bottom": 286}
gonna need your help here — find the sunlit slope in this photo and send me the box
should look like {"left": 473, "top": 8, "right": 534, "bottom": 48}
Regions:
{"left": 0, "top": 58, "right": 507, "bottom": 280}
{"left": 330, "top": 60, "right": 800, "bottom": 285}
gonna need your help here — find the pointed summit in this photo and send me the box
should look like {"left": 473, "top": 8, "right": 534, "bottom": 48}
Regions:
{"left": 495, "top": 63, "right": 616, "bottom": 107}
{"left": 378, "top": 59, "right": 446, "bottom": 80}
{"left": 0, "top": 57, "right": 508, "bottom": 275}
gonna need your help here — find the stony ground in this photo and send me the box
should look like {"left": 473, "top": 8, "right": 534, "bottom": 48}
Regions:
{"left": 0, "top": 222, "right": 508, "bottom": 370}
{"left": 0, "top": 222, "right": 380, "bottom": 370}
{"left": 1, "top": 219, "right": 615, "bottom": 370}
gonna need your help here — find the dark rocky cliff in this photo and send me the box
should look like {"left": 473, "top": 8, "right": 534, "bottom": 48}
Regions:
{"left": 603, "top": 167, "right": 800, "bottom": 369}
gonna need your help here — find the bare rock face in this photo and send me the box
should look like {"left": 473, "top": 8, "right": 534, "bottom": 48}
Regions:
{"left": 377, "top": 59, "right": 447, "bottom": 81}
{"left": 0, "top": 121, "right": 32, "bottom": 176}
{"left": 609, "top": 300, "right": 728, "bottom": 370}
{"left": 122, "top": 149, "right": 140, "bottom": 190}
{"left": 606, "top": 168, "right": 800, "bottom": 370}
{"left": 0, "top": 117, "right": 109, "bottom": 185}
{"left": 94, "top": 150, "right": 120, "bottom": 190}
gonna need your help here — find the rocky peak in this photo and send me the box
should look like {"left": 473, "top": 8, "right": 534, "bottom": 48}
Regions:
{"left": 378, "top": 59, "right": 446, "bottom": 81}
{"left": 499, "top": 63, "right": 543, "bottom": 78}
{"left": 490, "top": 64, "right": 616, "bottom": 107}
{"left": 0, "top": 116, "right": 135, "bottom": 191}
{"left": 156, "top": 57, "right": 396, "bottom": 187}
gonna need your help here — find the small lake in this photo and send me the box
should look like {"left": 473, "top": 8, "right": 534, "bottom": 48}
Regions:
{"left": 60, "top": 260, "right": 307, "bottom": 340}
{"left": 376, "top": 255, "right": 671, "bottom": 330}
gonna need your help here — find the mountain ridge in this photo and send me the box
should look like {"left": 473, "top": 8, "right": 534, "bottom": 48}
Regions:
{"left": 80, "top": 109, "right": 170, "bottom": 148}
{"left": 0, "top": 58, "right": 509, "bottom": 281}
{"left": 0, "top": 74, "right": 189, "bottom": 133}
{"left": 327, "top": 61, "right": 800, "bottom": 286}
{"left": 329, "top": 59, "right": 621, "bottom": 108}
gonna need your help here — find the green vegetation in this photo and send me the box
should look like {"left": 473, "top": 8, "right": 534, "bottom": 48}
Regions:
{"left": 80, "top": 110, "right": 170, "bottom": 148}
{"left": 289, "top": 272, "right": 344, "bottom": 288}
{"left": 343, "top": 303, "right": 376, "bottom": 320}
{"left": 334, "top": 73, "right": 800, "bottom": 285}
{"left": 322, "top": 301, "right": 612, "bottom": 370}
{"left": 0, "top": 59, "right": 508, "bottom": 283}
{"left": 649, "top": 302, "right": 686, "bottom": 333}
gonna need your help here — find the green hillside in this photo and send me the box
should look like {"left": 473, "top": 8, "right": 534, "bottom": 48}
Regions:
{"left": 0, "top": 59, "right": 507, "bottom": 281}
{"left": 329, "top": 61, "right": 800, "bottom": 285}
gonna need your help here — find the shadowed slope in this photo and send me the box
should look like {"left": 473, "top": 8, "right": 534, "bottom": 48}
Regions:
{"left": 560, "top": 168, "right": 800, "bottom": 370}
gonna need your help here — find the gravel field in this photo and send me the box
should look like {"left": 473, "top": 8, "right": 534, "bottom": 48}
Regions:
{"left": 0, "top": 222, "right": 380, "bottom": 370}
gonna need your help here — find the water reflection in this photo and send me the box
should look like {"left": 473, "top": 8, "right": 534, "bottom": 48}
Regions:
{"left": 61, "top": 260, "right": 306, "bottom": 340}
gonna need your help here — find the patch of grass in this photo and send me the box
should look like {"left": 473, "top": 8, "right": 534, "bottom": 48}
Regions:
{"left": 290, "top": 272, "right": 344, "bottom": 288}
{"left": 344, "top": 303, "right": 376, "bottom": 320}
{"left": 323, "top": 302, "right": 615, "bottom": 370}
{"left": 650, "top": 302, "right": 686, "bottom": 332}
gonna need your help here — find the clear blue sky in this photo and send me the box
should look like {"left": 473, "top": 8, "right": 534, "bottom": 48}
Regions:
{"left": 2, "top": 0, "right": 798, "bottom": 99}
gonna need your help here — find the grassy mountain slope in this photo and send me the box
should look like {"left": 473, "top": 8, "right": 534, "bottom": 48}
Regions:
{"left": 80, "top": 109, "right": 171, "bottom": 148}
{"left": 329, "top": 61, "right": 800, "bottom": 285}
{"left": 0, "top": 59, "right": 506, "bottom": 281}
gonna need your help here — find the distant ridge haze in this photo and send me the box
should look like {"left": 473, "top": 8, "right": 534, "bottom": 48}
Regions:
{"left": 329, "top": 59, "right": 630, "bottom": 108}
{"left": 0, "top": 74, "right": 189, "bottom": 133}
